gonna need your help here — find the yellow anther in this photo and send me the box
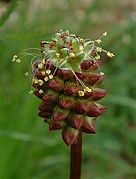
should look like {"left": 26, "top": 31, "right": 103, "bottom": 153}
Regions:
{"left": 13, "top": 55, "right": 18, "bottom": 59}
{"left": 33, "top": 79, "right": 38, "bottom": 84}
{"left": 107, "top": 52, "right": 115, "bottom": 58}
{"left": 103, "top": 32, "right": 107, "bottom": 36}
{"left": 69, "top": 52, "right": 75, "bottom": 58}
{"left": 100, "top": 72, "right": 104, "bottom": 75}
{"left": 46, "top": 70, "right": 51, "bottom": 74}
{"left": 56, "top": 53, "right": 60, "bottom": 58}
{"left": 29, "top": 90, "right": 33, "bottom": 94}
{"left": 42, "top": 59, "right": 45, "bottom": 64}
{"left": 96, "top": 47, "right": 102, "bottom": 52}
{"left": 39, "top": 89, "right": 44, "bottom": 94}
{"left": 41, "top": 71, "right": 46, "bottom": 75}
{"left": 38, "top": 63, "right": 43, "bottom": 69}
{"left": 80, "top": 38, "right": 84, "bottom": 43}
{"left": 60, "top": 58, "right": 64, "bottom": 63}
{"left": 16, "top": 59, "right": 21, "bottom": 63}
{"left": 38, "top": 79, "right": 44, "bottom": 86}
{"left": 80, "top": 46, "right": 84, "bottom": 51}
{"left": 95, "top": 39, "right": 102, "bottom": 44}
{"left": 49, "top": 75, "right": 53, "bottom": 79}
{"left": 95, "top": 55, "right": 100, "bottom": 60}
{"left": 44, "top": 77, "right": 49, "bottom": 82}
{"left": 25, "top": 72, "right": 29, "bottom": 76}
{"left": 86, "top": 87, "right": 92, "bottom": 92}
{"left": 65, "top": 30, "right": 69, "bottom": 35}
{"left": 78, "top": 91, "right": 84, "bottom": 97}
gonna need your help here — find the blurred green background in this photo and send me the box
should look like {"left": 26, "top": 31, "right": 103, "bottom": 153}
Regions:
{"left": 0, "top": 0, "right": 136, "bottom": 178}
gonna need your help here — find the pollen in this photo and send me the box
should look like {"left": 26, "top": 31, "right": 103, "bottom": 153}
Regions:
{"left": 29, "top": 90, "right": 33, "bottom": 94}
{"left": 49, "top": 75, "right": 53, "bottom": 79}
{"left": 16, "top": 59, "right": 21, "bottom": 63}
{"left": 103, "top": 32, "right": 107, "bottom": 36}
{"left": 33, "top": 79, "right": 39, "bottom": 84}
{"left": 46, "top": 70, "right": 51, "bottom": 74}
{"left": 38, "top": 79, "right": 44, "bottom": 86}
{"left": 78, "top": 90, "right": 85, "bottom": 97}
{"left": 39, "top": 89, "right": 44, "bottom": 94}
{"left": 41, "top": 71, "right": 46, "bottom": 75}
{"left": 38, "top": 63, "right": 43, "bottom": 69}
{"left": 107, "top": 52, "right": 115, "bottom": 58}
{"left": 95, "top": 39, "right": 102, "bottom": 44}
{"left": 69, "top": 52, "right": 75, "bottom": 58}
{"left": 56, "top": 53, "right": 60, "bottom": 58}
{"left": 95, "top": 55, "right": 100, "bottom": 60}
{"left": 80, "top": 46, "right": 84, "bottom": 51}
{"left": 85, "top": 87, "right": 92, "bottom": 93}
{"left": 100, "top": 72, "right": 104, "bottom": 75}
{"left": 96, "top": 47, "right": 102, "bottom": 52}
{"left": 44, "top": 77, "right": 49, "bottom": 82}
{"left": 25, "top": 72, "right": 29, "bottom": 76}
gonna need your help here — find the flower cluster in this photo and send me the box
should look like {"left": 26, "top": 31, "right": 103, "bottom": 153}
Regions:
{"left": 12, "top": 30, "right": 114, "bottom": 146}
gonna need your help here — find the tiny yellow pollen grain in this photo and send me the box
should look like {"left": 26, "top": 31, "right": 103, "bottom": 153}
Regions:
{"left": 38, "top": 63, "right": 43, "bottom": 69}
{"left": 41, "top": 71, "right": 46, "bottom": 75}
{"left": 56, "top": 53, "right": 60, "bottom": 58}
{"left": 103, "top": 32, "right": 107, "bottom": 36}
{"left": 95, "top": 39, "right": 102, "bottom": 44}
{"left": 25, "top": 72, "right": 29, "bottom": 76}
{"left": 16, "top": 59, "right": 21, "bottom": 63}
{"left": 49, "top": 75, "right": 53, "bottom": 79}
{"left": 44, "top": 77, "right": 49, "bottom": 82}
{"left": 69, "top": 52, "right": 75, "bottom": 58}
{"left": 39, "top": 89, "right": 44, "bottom": 94}
{"left": 42, "top": 59, "right": 45, "bottom": 64}
{"left": 38, "top": 79, "right": 44, "bottom": 86}
{"left": 80, "top": 38, "right": 84, "bottom": 43}
{"left": 107, "top": 52, "right": 115, "bottom": 58}
{"left": 29, "top": 90, "right": 33, "bottom": 94}
{"left": 85, "top": 87, "right": 92, "bottom": 93}
{"left": 80, "top": 46, "right": 84, "bottom": 51}
{"left": 33, "top": 79, "right": 38, "bottom": 84}
{"left": 95, "top": 55, "right": 100, "bottom": 60}
{"left": 78, "top": 91, "right": 84, "bottom": 97}
{"left": 46, "top": 70, "right": 51, "bottom": 74}
{"left": 96, "top": 47, "right": 102, "bottom": 52}
{"left": 100, "top": 72, "right": 104, "bottom": 75}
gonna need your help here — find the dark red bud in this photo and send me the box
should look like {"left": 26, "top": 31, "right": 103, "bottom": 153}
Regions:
{"left": 49, "top": 120, "right": 65, "bottom": 130}
{"left": 87, "top": 102, "right": 102, "bottom": 117}
{"left": 38, "top": 111, "right": 52, "bottom": 118}
{"left": 42, "top": 90, "right": 58, "bottom": 103}
{"left": 62, "top": 126, "right": 79, "bottom": 146}
{"left": 33, "top": 91, "right": 43, "bottom": 99}
{"left": 39, "top": 102, "right": 53, "bottom": 113}
{"left": 57, "top": 69, "right": 74, "bottom": 80}
{"left": 63, "top": 82, "right": 81, "bottom": 96}
{"left": 74, "top": 101, "right": 88, "bottom": 114}
{"left": 67, "top": 114, "right": 83, "bottom": 130}
{"left": 91, "top": 88, "right": 106, "bottom": 101}
{"left": 58, "top": 95, "right": 74, "bottom": 110}
{"left": 45, "top": 60, "right": 56, "bottom": 72}
{"left": 48, "top": 77, "right": 64, "bottom": 92}
{"left": 80, "top": 60, "right": 92, "bottom": 70}
{"left": 96, "top": 103, "right": 106, "bottom": 114}
{"left": 53, "top": 107, "right": 69, "bottom": 122}
{"left": 81, "top": 117, "right": 96, "bottom": 134}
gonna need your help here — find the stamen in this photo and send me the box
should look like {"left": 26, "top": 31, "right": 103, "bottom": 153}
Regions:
{"left": 39, "top": 89, "right": 44, "bottom": 94}
{"left": 78, "top": 91, "right": 84, "bottom": 97}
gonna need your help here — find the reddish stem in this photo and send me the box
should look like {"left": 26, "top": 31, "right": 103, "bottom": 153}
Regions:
{"left": 70, "top": 132, "right": 82, "bottom": 179}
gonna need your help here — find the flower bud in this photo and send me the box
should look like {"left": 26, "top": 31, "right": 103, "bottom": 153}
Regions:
{"left": 62, "top": 126, "right": 79, "bottom": 146}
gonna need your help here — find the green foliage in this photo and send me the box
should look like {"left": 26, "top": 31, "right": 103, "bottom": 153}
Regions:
{"left": 0, "top": 0, "right": 136, "bottom": 178}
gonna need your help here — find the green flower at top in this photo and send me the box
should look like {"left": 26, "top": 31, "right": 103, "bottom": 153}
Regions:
{"left": 40, "top": 30, "right": 113, "bottom": 73}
